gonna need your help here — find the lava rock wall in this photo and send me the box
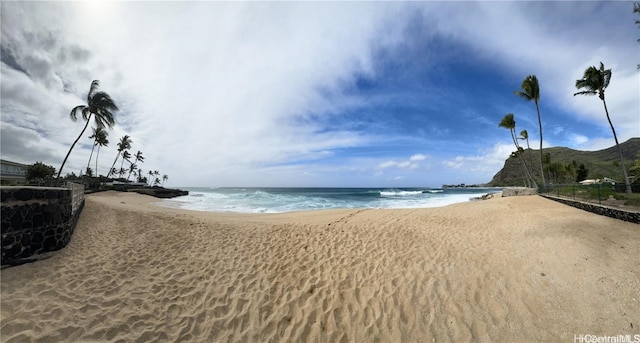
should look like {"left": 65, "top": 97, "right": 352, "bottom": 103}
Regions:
{"left": 541, "top": 195, "right": 640, "bottom": 224}
{"left": 1, "top": 187, "right": 85, "bottom": 265}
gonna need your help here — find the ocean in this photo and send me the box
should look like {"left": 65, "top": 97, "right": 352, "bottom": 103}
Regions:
{"left": 160, "top": 187, "right": 501, "bottom": 213}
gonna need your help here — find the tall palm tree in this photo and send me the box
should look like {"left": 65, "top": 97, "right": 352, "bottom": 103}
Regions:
{"left": 107, "top": 135, "right": 132, "bottom": 178}
{"left": 514, "top": 75, "right": 546, "bottom": 187}
{"left": 499, "top": 113, "right": 537, "bottom": 188}
{"left": 57, "top": 80, "right": 118, "bottom": 178}
{"left": 94, "top": 130, "right": 109, "bottom": 176}
{"left": 127, "top": 151, "right": 144, "bottom": 181}
{"left": 86, "top": 126, "right": 108, "bottom": 176}
{"left": 519, "top": 129, "right": 537, "bottom": 180}
{"left": 152, "top": 170, "right": 160, "bottom": 186}
{"left": 119, "top": 150, "right": 132, "bottom": 172}
{"left": 511, "top": 150, "right": 529, "bottom": 187}
{"left": 162, "top": 174, "right": 168, "bottom": 187}
{"left": 574, "top": 62, "right": 632, "bottom": 194}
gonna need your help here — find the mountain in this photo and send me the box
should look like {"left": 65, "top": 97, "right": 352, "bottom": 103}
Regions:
{"left": 488, "top": 138, "right": 640, "bottom": 186}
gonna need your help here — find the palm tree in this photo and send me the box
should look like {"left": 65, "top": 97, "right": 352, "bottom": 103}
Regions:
{"left": 87, "top": 127, "right": 107, "bottom": 177}
{"left": 119, "top": 150, "right": 131, "bottom": 172}
{"left": 162, "top": 174, "right": 168, "bottom": 187}
{"left": 499, "top": 113, "right": 537, "bottom": 188}
{"left": 511, "top": 150, "right": 529, "bottom": 187}
{"left": 127, "top": 151, "right": 144, "bottom": 181}
{"left": 127, "top": 164, "right": 137, "bottom": 181}
{"left": 519, "top": 129, "right": 537, "bottom": 180}
{"left": 94, "top": 130, "right": 109, "bottom": 176}
{"left": 574, "top": 62, "right": 632, "bottom": 194}
{"left": 514, "top": 75, "right": 546, "bottom": 187}
{"left": 57, "top": 80, "right": 118, "bottom": 178}
{"left": 107, "top": 135, "right": 132, "bottom": 178}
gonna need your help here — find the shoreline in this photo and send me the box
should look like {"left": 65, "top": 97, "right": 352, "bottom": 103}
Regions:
{"left": 1, "top": 191, "right": 638, "bottom": 342}
{"left": 158, "top": 187, "right": 504, "bottom": 214}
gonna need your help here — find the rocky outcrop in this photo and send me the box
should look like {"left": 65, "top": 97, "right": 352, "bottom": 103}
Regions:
{"left": 127, "top": 187, "right": 188, "bottom": 199}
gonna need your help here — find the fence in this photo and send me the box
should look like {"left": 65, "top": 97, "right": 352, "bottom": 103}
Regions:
{"left": 66, "top": 182, "right": 85, "bottom": 215}
{"left": 539, "top": 183, "right": 619, "bottom": 206}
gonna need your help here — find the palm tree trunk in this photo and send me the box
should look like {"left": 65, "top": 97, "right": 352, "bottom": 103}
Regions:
{"left": 107, "top": 153, "right": 120, "bottom": 178}
{"left": 602, "top": 99, "right": 632, "bottom": 194}
{"left": 57, "top": 116, "right": 92, "bottom": 179}
{"left": 525, "top": 139, "right": 536, "bottom": 179}
{"left": 127, "top": 157, "right": 138, "bottom": 181}
{"left": 86, "top": 140, "right": 96, "bottom": 175}
{"left": 96, "top": 146, "right": 101, "bottom": 177}
{"left": 535, "top": 102, "right": 546, "bottom": 187}
{"left": 511, "top": 128, "right": 537, "bottom": 188}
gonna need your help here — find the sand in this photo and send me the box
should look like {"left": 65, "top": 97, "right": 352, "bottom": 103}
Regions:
{"left": 1, "top": 191, "right": 639, "bottom": 342}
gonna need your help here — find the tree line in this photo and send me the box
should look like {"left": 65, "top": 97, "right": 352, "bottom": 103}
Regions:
{"left": 500, "top": 62, "right": 633, "bottom": 194}
{"left": 498, "top": 3, "right": 640, "bottom": 194}
{"left": 50, "top": 80, "right": 168, "bottom": 188}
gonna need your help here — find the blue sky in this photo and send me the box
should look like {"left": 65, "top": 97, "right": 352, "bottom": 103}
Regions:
{"left": 1, "top": 1, "right": 638, "bottom": 187}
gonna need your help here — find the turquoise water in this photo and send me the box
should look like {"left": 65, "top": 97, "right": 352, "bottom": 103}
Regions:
{"left": 160, "top": 187, "right": 501, "bottom": 213}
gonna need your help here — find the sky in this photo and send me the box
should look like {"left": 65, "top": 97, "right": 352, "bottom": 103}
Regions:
{"left": 1, "top": 1, "right": 638, "bottom": 188}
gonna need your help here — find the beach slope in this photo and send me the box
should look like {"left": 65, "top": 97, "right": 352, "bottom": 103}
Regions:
{"left": 1, "top": 191, "right": 638, "bottom": 342}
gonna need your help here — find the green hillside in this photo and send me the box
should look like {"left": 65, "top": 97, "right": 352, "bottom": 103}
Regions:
{"left": 488, "top": 138, "right": 640, "bottom": 186}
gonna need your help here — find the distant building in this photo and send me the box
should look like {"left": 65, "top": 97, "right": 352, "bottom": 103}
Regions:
{"left": 578, "top": 177, "right": 616, "bottom": 185}
{"left": 0, "top": 159, "right": 28, "bottom": 185}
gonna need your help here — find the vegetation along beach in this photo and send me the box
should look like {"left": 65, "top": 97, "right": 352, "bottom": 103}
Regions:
{"left": 1, "top": 1, "right": 639, "bottom": 342}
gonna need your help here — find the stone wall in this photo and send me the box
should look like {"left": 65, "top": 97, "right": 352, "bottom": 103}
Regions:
{"left": 502, "top": 187, "right": 538, "bottom": 197}
{"left": 1, "top": 185, "right": 85, "bottom": 266}
{"left": 541, "top": 195, "right": 640, "bottom": 224}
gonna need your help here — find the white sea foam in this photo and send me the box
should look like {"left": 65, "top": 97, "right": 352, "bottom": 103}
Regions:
{"left": 160, "top": 188, "right": 500, "bottom": 213}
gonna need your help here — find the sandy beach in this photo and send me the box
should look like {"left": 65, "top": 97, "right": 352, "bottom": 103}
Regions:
{"left": 1, "top": 191, "right": 638, "bottom": 342}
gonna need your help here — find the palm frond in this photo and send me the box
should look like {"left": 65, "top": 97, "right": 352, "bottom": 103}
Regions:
{"left": 69, "top": 105, "right": 86, "bottom": 121}
{"left": 90, "top": 92, "right": 119, "bottom": 111}
{"left": 498, "top": 113, "right": 516, "bottom": 129}
{"left": 513, "top": 90, "right": 531, "bottom": 100}
{"left": 573, "top": 90, "right": 597, "bottom": 97}
{"left": 87, "top": 80, "right": 100, "bottom": 104}
{"left": 93, "top": 110, "right": 116, "bottom": 129}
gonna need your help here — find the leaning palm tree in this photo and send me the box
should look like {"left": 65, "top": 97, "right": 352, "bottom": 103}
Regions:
{"left": 499, "top": 113, "right": 537, "bottom": 188}
{"left": 94, "top": 130, "right": 109, "bottom": 176}
{"left": 127, "top": 150, "right": 144, "bottom": 181}
{"left": 57, "top": 80, "right": 118, "bottom": 178}
{"left": 519, "top": 130, "right": 537, "bottom": 181}
{"left": 574, "top": 62, "right": 632, "bottom": 194}
{"left": 119, "top": 150, "right": 131, "bottom": 172}
{"left": 107, "top": 135, "right": 132, "bottom": 178}
{"left": 127, "top": 163, "right": 137, "bottom": 181}
{"left": 86, "top": 126, "right": 108, "bottom": 176}
{"left": 514, "top": 75, "right": 545, "bottom": 187}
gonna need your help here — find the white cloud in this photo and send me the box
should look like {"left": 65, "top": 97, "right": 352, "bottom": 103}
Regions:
{"left": 569, "top": 134, "right": 589, "bottom": 146}
{"left": 1, "top": 2, "right": 410, "bottom": 184}
{"left": 378, "top": 160, "right": 397, "bottom": 169}
{"left": 422, "top": 1, "right": 639, "bottom": 142}
{"left": 442, "top": 143, "right": 514, "bottom": 179}
{"left": 1, "top": 2, "right": 635, "bottom": 187}
{"left": 410, "top": 153, "right": 427, "bottom": 161}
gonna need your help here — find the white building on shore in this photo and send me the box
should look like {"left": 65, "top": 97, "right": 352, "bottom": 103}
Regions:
{"left": 0, "top": 159, "right": 28, "bottom": 185}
